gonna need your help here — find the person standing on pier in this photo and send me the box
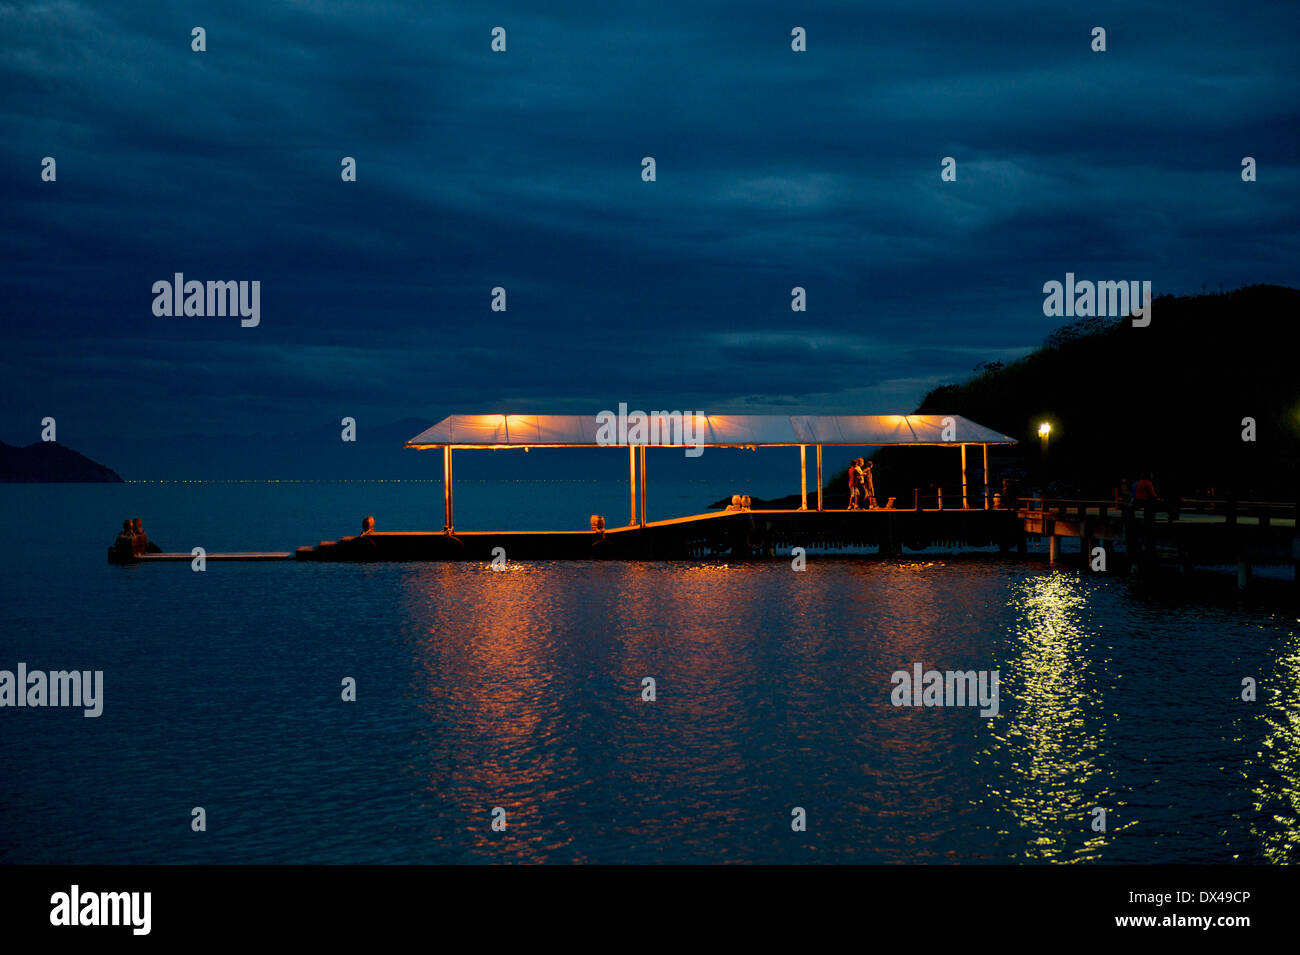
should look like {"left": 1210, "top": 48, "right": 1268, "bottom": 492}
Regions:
{"left": 131, "top": 517, "right": 157, "bottom": 555}
{"left": 863, "top": 460, "right": 877, "bottom": 509}
{"left": 848, "top": 458, "right": 861, "bottom": 509}
{"left": 1133, "top": 473, "right": 1157, "bottom": 505}
{"left": 113, "top": 520, "right": 135, "bottom": 560}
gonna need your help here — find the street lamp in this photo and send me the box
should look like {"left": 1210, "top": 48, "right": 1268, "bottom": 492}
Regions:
{"left": 1037, "top": 422, "right": 1051, "bottom": 496}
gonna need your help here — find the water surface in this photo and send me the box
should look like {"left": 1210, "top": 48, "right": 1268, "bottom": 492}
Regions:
{"left": 0, "top": 483, "right": 1295, "bottom": 863}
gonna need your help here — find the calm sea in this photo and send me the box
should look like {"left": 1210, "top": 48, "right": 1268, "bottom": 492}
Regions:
{"left": 0, "top": 481, "right": 1296, "bottom": 864}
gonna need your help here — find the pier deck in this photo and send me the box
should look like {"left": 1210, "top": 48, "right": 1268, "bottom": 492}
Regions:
{"left": 296, "top": 507, "right": 1018, "bottom": 562}
{"left": 109, "top": 499, "right": 1299, "bottom": 588}
{"left": 112, "top": 507, "right": 1020, "bottom": 565}
{"left": 138, "top": 552, "right": 295, "bottom": 562}
{"left": 1018, "top": 498, "right": 1300, "bottom": 588}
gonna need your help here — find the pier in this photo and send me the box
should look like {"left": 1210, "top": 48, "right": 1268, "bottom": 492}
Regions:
{"left": 1018, "top": 497, "right": 1300, "bottom": 588}
{"left": 109, "top": 495, "right": 1299, "bottom": 588}
{"left": 295, "top": 505, "right": 1020, "bottom": 562}
{"left": 110, "top": 412, "right": 1023, "bottom": 564}
{"left": 103, "top": 411, "right": 1298, "bottom": 589}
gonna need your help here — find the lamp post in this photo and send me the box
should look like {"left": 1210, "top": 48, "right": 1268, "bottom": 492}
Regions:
{"left": 1038, "top": 422, "right": 1051, "bottom": 496}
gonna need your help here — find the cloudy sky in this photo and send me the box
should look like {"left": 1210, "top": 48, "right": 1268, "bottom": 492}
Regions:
{"left": 2, "top": 0, "right": 1298, "bottom": 467}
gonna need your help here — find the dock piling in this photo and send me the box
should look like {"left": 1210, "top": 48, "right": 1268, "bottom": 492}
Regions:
{"left": 961, "top": 444, "right": 968, "bottom": 509}
{"left": 639, "top": 445, "right": 647, "bottom": 527}
{"left": 442, "top": 446, "right": 454, "bottom": 532}
{"left": 629, "top": 446, "right": 637, "bottom": 526}
{"left": 982, "top": 444, "right": 989, "bottom": 510}
{"left": 800, "top": 445, "right": 808, "bottom": 510}
{"left": 816, "top": 445, "right": 823, "bottom": 512}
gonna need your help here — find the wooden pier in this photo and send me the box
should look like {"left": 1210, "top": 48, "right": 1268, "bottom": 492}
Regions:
{"left": 295, "top": 506, "right": 1021, "bottom": 562}
{"left": 1018, "top": 498, "right": 1300, "bottom": 588}
{"left": 107, "top": 496, "right": 1299, "bottom": 593}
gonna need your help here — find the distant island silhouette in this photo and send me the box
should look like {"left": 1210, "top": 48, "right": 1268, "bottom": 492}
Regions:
{"left": 0, "top": 441, "right": 123, "bottom": 482}
{"left": 714, "top": 285, "right": 1300, "bottom": 508}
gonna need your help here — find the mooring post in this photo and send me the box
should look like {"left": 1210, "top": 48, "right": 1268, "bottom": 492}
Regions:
{"left": 1122, "top": 504, "right": 1135, "bottom": 572}
{"left": 937, "top": 487, "right": 944, "bottom": 511}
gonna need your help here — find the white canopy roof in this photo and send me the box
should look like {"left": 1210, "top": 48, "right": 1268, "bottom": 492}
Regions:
{"left": 406, "top": 413, "right": 1017, "bottom": 448}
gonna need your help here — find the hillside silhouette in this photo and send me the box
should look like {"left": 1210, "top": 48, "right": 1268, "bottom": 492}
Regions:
{"left": 0, "top": 441, "right": 123, "bottom": 482}
{"left": 864, "top": 284, "right": 1300, "bottom": 503}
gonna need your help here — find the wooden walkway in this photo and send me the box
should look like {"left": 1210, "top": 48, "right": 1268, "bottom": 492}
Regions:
{"left": 107, "top": 498, "right": 1299, "bottom": 589}
{"left": 1018, "top": 498, "right": 1299, "bottom": 587}
{"left": 295, "top": 507, "right": 1019, "bottom": 562}
{"left": 137, "top": 552, "right": 294, "bottom": 562}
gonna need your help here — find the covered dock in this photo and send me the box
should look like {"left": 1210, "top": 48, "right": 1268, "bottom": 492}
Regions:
{"left": 404, "top": 412, "right": 1018, "bottom": 533}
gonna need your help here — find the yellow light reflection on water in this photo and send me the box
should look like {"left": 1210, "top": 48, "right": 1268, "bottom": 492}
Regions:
{"left": 983, "top": 571, "right": 1133, "bottom": 861}
{"left": 1246, "top": 622, "right": 1300, "bottom": 863}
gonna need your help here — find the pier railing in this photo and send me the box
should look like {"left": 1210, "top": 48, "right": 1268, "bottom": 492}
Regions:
{"left": 1014, "top": 496, "right": 1299, "bottom": 588}
{"left": 901, "top": 485, "right": 1000, "bottom": 511}
{"left": 1017, "top": 497, "right": 1298, "bottom": 525}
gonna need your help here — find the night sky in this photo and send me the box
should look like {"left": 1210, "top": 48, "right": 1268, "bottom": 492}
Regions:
{"left": 3, "top": 1, "right": 1298, "bottom": 474}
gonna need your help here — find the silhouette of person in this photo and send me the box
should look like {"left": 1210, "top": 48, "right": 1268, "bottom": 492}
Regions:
{"left": 1133, "top": 473, "right": 1157, "bottom": 503}
{"left": 863, "top": 460, "right": 877, "bottom": 509}
{"left": 131, "top": 517, "right": 161, "bottom": 554}
{"left": 131, "top": 517, "right": 148, "bottom": 555}
{"left": 361, "top": 515, "right": 375, "bottom": 535}
{"left": 113, "top": 519, "right": 135, "bottom": 560}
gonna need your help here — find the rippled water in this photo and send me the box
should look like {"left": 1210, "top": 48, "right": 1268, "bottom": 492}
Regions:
{"left": 1, "top": 483, "right": 1296, "bottom": 863}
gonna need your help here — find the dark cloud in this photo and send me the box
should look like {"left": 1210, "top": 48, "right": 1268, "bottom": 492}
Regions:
{"left": 1, "top": 0, "right": 1297, "bottom": 471}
